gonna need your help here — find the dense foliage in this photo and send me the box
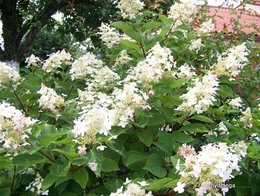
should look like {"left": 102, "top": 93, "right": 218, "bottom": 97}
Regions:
{"left": 0, "top": 0, "right": 259, "bottom": 195}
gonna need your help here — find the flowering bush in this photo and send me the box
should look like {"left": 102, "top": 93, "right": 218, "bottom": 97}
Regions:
{"left": 0, "top": 0, "right": 259, "bottom": 195}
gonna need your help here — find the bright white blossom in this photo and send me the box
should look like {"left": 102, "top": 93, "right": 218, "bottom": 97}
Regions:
{"left": 113, "top": 82, "right": 150, "bottom": 127}
{"left": 88, "top": 162, "right": 98, "bottom": 172}
{"left": 110, "top": 181, "right": 152, "bottom": 196}
{"left": 189, "top": 38, "right": 203, "bottom": 52}
{"left": 0, "top": 62, "right": 20, "bottom": 84}
{"left": 115, "top": 50, "right": 133, "bottom": 66}
{"left": 25, "top": 54, "right": 40, "bottom": 67}
{"left": 213, "top": 43, "right": 249, "bottom": 79}
{"left": 218, "top": 121, "right": 228, "bottom": 135}
{"left": 174, "top": 182, "right": 185, "bottom": 193}
{"left": 37, "top": 84, "right": 65, "bottom": 114}
{"left": 98, "top": 23, "right": 122, "bottom": 48}
{"left": 126, "top": 42, "right": 175, "bottom": 84}
{"left": 0, "top": 102, "right": 36, "bottom": 149}
{"left": 71, "top": 106, "right": 115, "bottom": 145}
{"left": 117, "top": 0, "right": 144, "bottom": 19}
{"left": 168, "top": 0, "right": 197, "bottom": 24}
{"left": 42, "top": 50, "right": 71, "bottom": 72}
{"left": 174, "top": 64, "right": 197, "bottom": 79}
{"left": 177, "top": 72, "right": 219, "bottom": 114}
{"left": 25, "top": 173, "right": 49, "bottom": 195}
{"left": 228, "top": 97, "right": 243, "bottom": 108}
{"left": 197, "top": 19, "right": 215, "bottom": 34}
{"left": 70, "top": 52, "right": 103, "bottom": 80}
{"left": 175, "top": 142, "right": 247, "bottom": 195}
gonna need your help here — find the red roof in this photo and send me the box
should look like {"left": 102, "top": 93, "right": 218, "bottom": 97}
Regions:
{"left": 202, "top": 6, "right": 260, "bottom": 36}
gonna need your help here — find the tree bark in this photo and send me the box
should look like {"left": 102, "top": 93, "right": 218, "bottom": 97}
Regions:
{"left": 0, "top": 0, "right": 68, "bottom": 63}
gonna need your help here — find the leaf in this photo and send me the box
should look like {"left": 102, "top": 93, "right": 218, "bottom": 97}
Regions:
{"left": 172, "top": 132, "right": 194, "bottom": 143}
{"left": 138, "top": 131, "right": 153, "bottom": 147}
{"left": 112, "top": 22, "right": 142, "bottom": 42}
{"left": 0, "top": 157, "right": 12, "bottom": 168}
{"left": 144, "top": 153, "right": 167, "bottom": 178}
{"left": 146, "top": 178, "right": 173, "bottom": 191}
{"left": 39, "top": 133, "right": 64, "bottom": 147}
{"left": 170, "top": 78, "right": 187, "bottom": 89}
{"left": 120, "top": 40, "right": 140, "bottom": 51}
{"left": 41, "top": 174, "right": 57, "bottom": 190}
{"left": 101, "top": 158, "right": 119, "bottom": 172}
{"left": 180, "top": 123, "right": 208, "bottom": 133}
{"left": 122, "top": 151, "right": 147, "bottom": 170}
{"left": 147, "top": 112, "right": 165, "bottom": 125}
{"left": 189, "top": 115, "right": 214, "bottom": 123}
{"left": 74, "top": 168, "right": 89, "bottom": 189}
{"left": 141, "top": 20, "right": 161, "bottom": 32}
{"left": 0, "top": 187, "right": 10, "bottom": 196}
{"left": 219, "top": 85, "right": 233, "bottom": 97}
{"left": 50, "top": 161, "right": 70, "bottom": 177}
{"left": 13, "top": 154, "right": 45, "bottom": 166}
{"left": 154, "top": 131, "right": 173, "bottom": 155}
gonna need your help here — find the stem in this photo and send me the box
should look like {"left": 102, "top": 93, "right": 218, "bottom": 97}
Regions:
{"left": 10, "top": 166, "right": 16, "bottom": 193}
{"left": 38, "top": 150, "right": 56, "bottom": 163}
{"left": 11, "top": 84, "right": 26, "bottom": 113}
{"left": 139, "top": 42, "right": 146, "bottom": 57}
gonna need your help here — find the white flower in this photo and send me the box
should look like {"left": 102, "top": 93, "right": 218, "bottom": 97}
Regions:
{"left": 38, "top": 84, "right": 65, "bottom": 114}
{"left": 77, "top": 146, "right": 87, "bottom": 155}
{"left": 96, "top": 145, "right": 107, "bottom": 151}
{"left": 189, "top": 38, "right": 203, "bottom": 52}
{"left": 126, "top": 42, "right": 175, "bottom": 84}
{"left": 117, "top": 0, "right": 144, "bottom": 19}
{"left": 0, "top": 62, "right": 20, "bottom": 84}
{"left": 88, "top": 162, "right": 98, "bottom": 172}
{"left": 115, "top": 50, "right": 133, "bottom": 66}
{"left": 174, "top": 182, "right": 185, "bottom": 193}
{"left": 25, "top": 173, "right": 49, "bottom": 195}
{"left": 174, "top": 64, "right": 196, "bottom": 79}
{"left": 197, "top": 19, "right": 215, "bottom": 34}
{"left": 213, "top": 43, "right": 249, "bottom": 79}
{"left": 138, "top": 181, "right": 149, "bottom": 187}
{"left": 218, "top": 122, "right": 228, "bottom": 135}
{"left": 228, "top": 97, "right": 243, "bottom": 108}
{"left": 123, "top": 178, "right": 132, "bottom": 185}
{"left": 98, "top": 23, "right": 122, "bottom": 48}
{"left": 240, "top": 107, "right": 253, "bottom": 125}
{"left": 168, "top": 0, "right": 197, "bottom": 23}
{"left": 42, "top": 50, "right": 71, "bottom": 72}
{"left": 70, "top": 52, "right": 103, "bottom": 80}
{"left": 176, "top": 72, "right": 219, "bottom": 114}
{"left": 25, "top": 54, "right": 40, "bottom": 67}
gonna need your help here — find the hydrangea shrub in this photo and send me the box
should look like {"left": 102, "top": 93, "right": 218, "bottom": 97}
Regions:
{"left": 0, "top": 0, "right": 259, "bottom": 195}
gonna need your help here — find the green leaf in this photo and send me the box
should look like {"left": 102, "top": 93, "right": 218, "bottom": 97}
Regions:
{"left": 39, "top": 132, "right": 64, "bottom": 147}
{"left": 50, "top": 161, "right": 70, "bottom": 177}
{"left": 170, "top": 78, "right": 187, "bottom": 89}
{"left": 219, "top": 85, "right": 233, "bottom": 97}
{"left": 180, "top": 123, "right": 208, "bottom": 133}
{"left": 13, "top": 154, "right": 45, "bottom": 166}
{"left": 74, "top": 168, "right": 89, "bottom": 189}
{"left": 101, "top": 158, "right": 119, "bottom": 172}
{"left": 146, "top": 178, "right": 173, "bottom": 191}
{"left": 0, "top": 187, "right": 10, "bottom": 196}
{"left": 41, "top": 174, "right": 57, "bottom": 190}
{"left": 144, "top": 153, "right": 167, "bottom": 178}
{"left": 141, "top": 20, "right": 161, "bottom": 32}
{"left": 122, "top": 151, "right": 147, "bottom": 170}
{"left": 112, "top": 22, "right": 142, "bottom": 42}
{"left": 137, "top": 131, "right": 153, "bottom": 147}
{"left": 120, "top": 40, "right": 140, "bottom": 51}
{"left": 0, "top": 157, "right": 12, "bottom": 168}
{"left": 172, "top": 132, "right": 194, "bottom": 143}
{"left": 189, "top": 115, "right": 214, "bottom": 123}
{"left": 154, "top": 132, "right": 173, "bottom": 155}
{"left": 147, "top": 112, "right": 165, "bottom": 125}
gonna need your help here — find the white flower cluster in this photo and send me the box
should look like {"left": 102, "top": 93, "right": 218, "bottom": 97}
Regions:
{"left": 87, "top": 66, "right": 120, "bottom": 91}
{"left": 228, "top": 97, "right": 243, "bottom": 108}
{"left": 189, "top": 38, "right": 203, "bottom": 52}
{"left": 72, "top": 105, "right": 115, "bottom": 145}
{"left": 110, "top": 181, "right": 152, "bottom": 196}
{"left": 175, "top": 141, "right": 247, "bottom": 195}
{"left": 98, "top": 23, "right": 122, "bottom": 48}
{"left": 126, "top": 42, "right": 175, "bottom": 84}
{"left": 117, "top": 0, "right": 144, "bottom": 19}
{"left": 113, "top": 82, "right": 150, "bottom": 127}
{"left": 73, "top": 82, "right": 149, "bottom": 146}
{"left": 174, "top": 64, "right": 197, "bottom": 79}
{"left": 177, "top": 72, "right": 219, "bottom": 114}
{"left": 37, "top": 84, "right": 65, "bottom": 114}
{"left": 197, "top": 19, "right": 215, "bottom": 35}
{"left": 0, "top": 62, "right": 20, "bottom": 84}
{"left": 25, "top": 54, "right": 40, "bottom": 67}
{"left": 25, "top": 173, "right": 49, "bottom": 195}
{"left": 0, "top": 102, "right": 36, "bottom": 149}
{"left": 213, "top": 43, "right": 249, "bottom": 79}
{"left": 115, "top": 50, "right": 133, "bottom": 66}
{"left": 168, "top": 0, "right": 197, "bottom": 23}
{"left": 70, "top": 52, "right": 104, "bottom": 80}
{"left": 42, "top": 50, "right": 71, "bottom": 72}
